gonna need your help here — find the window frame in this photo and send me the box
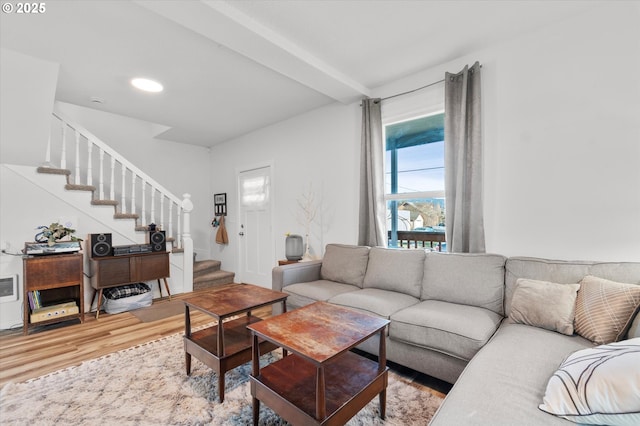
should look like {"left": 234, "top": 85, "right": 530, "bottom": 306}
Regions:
{"left": 383, "top": 112, "right": 445, "bottom": 248}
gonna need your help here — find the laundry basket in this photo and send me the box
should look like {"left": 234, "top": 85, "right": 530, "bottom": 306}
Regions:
{"left": 102, "top": 283, "right": 152, "bottom": 314}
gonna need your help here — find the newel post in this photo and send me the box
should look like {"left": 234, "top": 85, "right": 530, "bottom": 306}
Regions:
{"left": 181, "top": 193, "right": 194, "bottom": 292}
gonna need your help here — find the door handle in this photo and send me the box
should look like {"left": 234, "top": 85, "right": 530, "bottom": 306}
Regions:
{"left": 239, "top": 232, "right": 244, "bottom": 236}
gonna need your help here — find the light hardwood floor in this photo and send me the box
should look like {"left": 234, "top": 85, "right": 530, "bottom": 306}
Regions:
{"left": 0, "top": 284, "right": 452, "bottom": 396}
{"left": 0, "top": 284, "right": 271, "bottom": 387}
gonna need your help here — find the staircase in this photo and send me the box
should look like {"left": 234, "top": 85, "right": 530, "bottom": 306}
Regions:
{"left": 193, "top": 260, "right": 235, "bottom": 290}
{"left": 34, "top": 111, "right": 235, "bottom": 292}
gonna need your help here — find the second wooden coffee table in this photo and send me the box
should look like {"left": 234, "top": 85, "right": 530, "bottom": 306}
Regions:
{"left": 182, "top": 284, "right": 288, "bottom": 402}
{"left": 248, "top": 301, "right": 390, "bottom": 425}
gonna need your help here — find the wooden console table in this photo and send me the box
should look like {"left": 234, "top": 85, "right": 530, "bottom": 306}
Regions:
{"left": 89, "top": 251, "right": 170, "bottom": 318}
{"left": 22, "top": 252, "right": 84, "bottom": 335}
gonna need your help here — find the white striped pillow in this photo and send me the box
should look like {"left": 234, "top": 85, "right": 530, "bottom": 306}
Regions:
{"left": 539, "top": 338, "right": 640, "bottom": 425}
{"left": 574, "top": 275, "right": 640, "bottom": 344}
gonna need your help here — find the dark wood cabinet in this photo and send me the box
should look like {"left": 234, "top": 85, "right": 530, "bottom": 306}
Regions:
{"left": 89, "top": 251, "right": 170, "bottom": 318}
{"left": 22, "top": 253, "right": 84, "bottom": 335}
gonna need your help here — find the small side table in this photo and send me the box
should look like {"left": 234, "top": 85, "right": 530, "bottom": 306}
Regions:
{"left": 183, "top": 284, "right": 288, "bottom": 402}
{"left": 278, "top": 259, "right": 299, "bottom": 266}
{"left": 248, "top": 301, "right": 389, "bottom": 425}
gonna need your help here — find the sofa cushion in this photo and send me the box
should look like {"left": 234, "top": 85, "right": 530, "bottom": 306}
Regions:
{"left": 574, "top": 275, "right": 640, "bottom": 344}
{"left": 328, "top": 288, "right": 419, "bottom": 320}
{"left": 539, "top": 338, "right": 640, "bottom": 426}
{"left": 510, "top": 278, "right": 580, "bottom": 335}
{"left": 390, "top": 300, "right": 503, "bottom": 361}
{"left": 421, "top": 252, "right": 506, "bottom": 315}
{"left": 320, "top": 244, "right": 369, "bottom": 287}
{"left": 505, "top": 257, "right": 640, "bottom": 317}
{"left": 629, "top": 312, "right": 640, "bottom": 339}
{"left": 363, "top": 247, "right": 425, "bottom": 298}
{"left": 283, "top": 280, "right": 360, "bottom": 309}
{"left": 429, "top": 323, "right": 593, "bottom": 426}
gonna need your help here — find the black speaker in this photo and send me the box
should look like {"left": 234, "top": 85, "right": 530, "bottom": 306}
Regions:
{"left": 90, "top": 233, "right": 112, "bottom": 257}
{"left": 149, "top": 230, "right": 166, "bottom": 252}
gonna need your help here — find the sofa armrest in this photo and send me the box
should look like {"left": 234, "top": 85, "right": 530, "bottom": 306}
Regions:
{"left": 272, "top": 260, "right": 323, "bottom": 291}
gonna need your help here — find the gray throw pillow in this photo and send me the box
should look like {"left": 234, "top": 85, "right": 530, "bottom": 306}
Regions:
{"left": 363, "top": 247, "right": 425, "bottom": 298}
{"left": 510, "top": 278, "right": 580, "bottom": 335}
{"left": 320, "top": 244, "right": 369, "bottom": 287}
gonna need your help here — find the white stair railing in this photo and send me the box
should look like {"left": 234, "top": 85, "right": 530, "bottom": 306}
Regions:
{"left": 44, "top": 112, "right": 194, "bottom": 291}
{"left": 45, "top": 112, "right": 187, "bottom": 252}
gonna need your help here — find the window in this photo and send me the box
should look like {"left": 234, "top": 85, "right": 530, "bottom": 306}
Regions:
{"left": 385, "top": 113, "right": 445, "bottom": 249}
{"left": 382, "top": 83, "right": 446, "bottom": 250}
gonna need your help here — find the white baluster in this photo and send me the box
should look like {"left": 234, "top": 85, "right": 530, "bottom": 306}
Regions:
{"left": 99, "top": 149, "right": 105, "bottom": 199}
{"left": 61, "top": 124, "right": 67, "bottom": 170}
{"left": 150, "top": 188, "right": 156, "bottom": 224}
{"left": 109, "top": 157, "right": 115, "bottom": 201}
{"left": 130, "top": 173, "right": 136, "bottom": 217}
{"left": 177, "top": 207, "right": 182, "bottom": 249}
{"left": 44, "top": 133, "right": 52, "bottom": 167}
{"left": 74, "top": 130, "right": 80, "bottom": 184}
{"left": 121, "top": 165, "right": 127, "bottom": 214}
{"left": 168, "top": 202, "right": 173, "bottom": 244}
{"left": 181, "top": 194, "right": 193, "bottom": 291}
{"left": 160, "top": 196, "right": 165, "bottom": 231}
{"left": 87, "top": 141, "right": 93, "bottom": 186}
{"left": 141, "top": 181, "right": 147, "bottom": 226}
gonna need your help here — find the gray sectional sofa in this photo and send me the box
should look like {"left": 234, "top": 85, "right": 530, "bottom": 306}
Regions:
{"left": 272, "top": 244, "right": 640, "bottom": 426}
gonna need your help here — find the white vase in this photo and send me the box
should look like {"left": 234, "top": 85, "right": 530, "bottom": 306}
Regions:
{"left": 301, "top": 235, "right": 313, "bottom": 262}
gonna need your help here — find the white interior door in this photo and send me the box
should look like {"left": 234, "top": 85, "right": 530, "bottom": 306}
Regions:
{"left": 238, "top": 166, "right": 273, "bottom": 288}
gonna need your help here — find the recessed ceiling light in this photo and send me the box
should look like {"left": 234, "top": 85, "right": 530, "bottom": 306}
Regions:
{"left": 131, "top": 78, "right": 163, "bottom": 93}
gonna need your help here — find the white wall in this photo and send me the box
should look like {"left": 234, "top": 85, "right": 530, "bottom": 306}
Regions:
{"left": 54, "top": 102, "right": 213, "bottom": 258}
{"left": 209, "top": 102, "right": 361, "bottom": 276}
{"left": 0, "top": 48, "right": 59, "bottom": 165}
{"left": 212, "top": 3, "right": 640, "bottom": 265}
{"left": 0, "top": 49, "right": 60, "bottom": 329}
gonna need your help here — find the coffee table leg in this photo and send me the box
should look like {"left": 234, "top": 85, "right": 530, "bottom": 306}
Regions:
{"left": 219, "top": 372, "right": 225, "bottom": 403}
{"left": 252, "top": 333, "right": 260, "bottom": 426}
{"left": 379, "top": 328, "right": 387, "bottom": 419}
{"left": 185, "top": 305, "right": 192, "bottom": 374}
{"left": 185, "top": 353, "right": 192, "bottom": 375}
{"left": 253, "top": 398, "right": 260, "bottom": 426}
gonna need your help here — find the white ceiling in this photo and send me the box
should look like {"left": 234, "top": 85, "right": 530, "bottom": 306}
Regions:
{"left": 1, "top": 0, "right": 601, "bottom": 147}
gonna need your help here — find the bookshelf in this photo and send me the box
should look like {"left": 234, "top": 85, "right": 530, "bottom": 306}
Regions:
{"left": 22, "top": 252, "right": 84, "bottom": 335}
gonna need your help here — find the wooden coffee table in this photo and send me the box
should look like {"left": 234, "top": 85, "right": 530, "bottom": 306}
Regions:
{"left": 182, "top": 284, "right": 288, "bottom": 402}
{"left": 248, "top": 301, "right": 390, "bottom": 425}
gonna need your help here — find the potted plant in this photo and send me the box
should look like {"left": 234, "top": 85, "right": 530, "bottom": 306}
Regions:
{"left": 34, "top": 222, "right": 82, "bottom": 246}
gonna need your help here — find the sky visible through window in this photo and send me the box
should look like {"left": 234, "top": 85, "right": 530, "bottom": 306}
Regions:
{"left": 385, "top": 141, "right": 444, "bottom": 194}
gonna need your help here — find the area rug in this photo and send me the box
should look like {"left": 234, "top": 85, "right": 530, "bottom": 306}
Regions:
{"left": 130, "top": 299, "right": 185, "bottom": 323}
{"left": 0, "top": 330, "right": 443, "bottom": 425}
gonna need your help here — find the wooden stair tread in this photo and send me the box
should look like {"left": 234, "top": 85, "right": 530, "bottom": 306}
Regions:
{"left": 193, "top": 270, "right": 234, "bottom": 283}
{"left": 114, "top": 213, "right": 139, "bottom": 219}
{"left": 194, "top": 259, "right": 222, "bottom": 274}
{"left": 37, "top": 166, "right": 71, "bottom": 175}
{"left": 92, "top": 199, "right": 119, "bottom": 206}
{"left": 65, "top": 183, "right": 96, "bottom": 192}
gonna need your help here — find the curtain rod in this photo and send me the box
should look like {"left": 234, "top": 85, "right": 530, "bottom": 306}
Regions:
{"left": 380, "top": 78, "right": 444, "bottom": 102}
{"left": 371, "top": 63, "right": 483, "bottom": 104}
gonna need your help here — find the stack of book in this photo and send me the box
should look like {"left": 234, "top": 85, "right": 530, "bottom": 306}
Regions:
{"left": 27, "top": 290, "right": 43, "bottom": 310}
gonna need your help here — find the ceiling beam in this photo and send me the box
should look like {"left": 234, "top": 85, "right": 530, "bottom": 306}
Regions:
{"left": 134, "top": 0, "right": 370, "bottom": 103}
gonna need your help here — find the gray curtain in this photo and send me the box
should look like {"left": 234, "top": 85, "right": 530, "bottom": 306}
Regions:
{"left": 444, "top": 62, "right": 485, "bottom": 253}
{"left": 358, "top": 98, "right": 386, "bottom": 247}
